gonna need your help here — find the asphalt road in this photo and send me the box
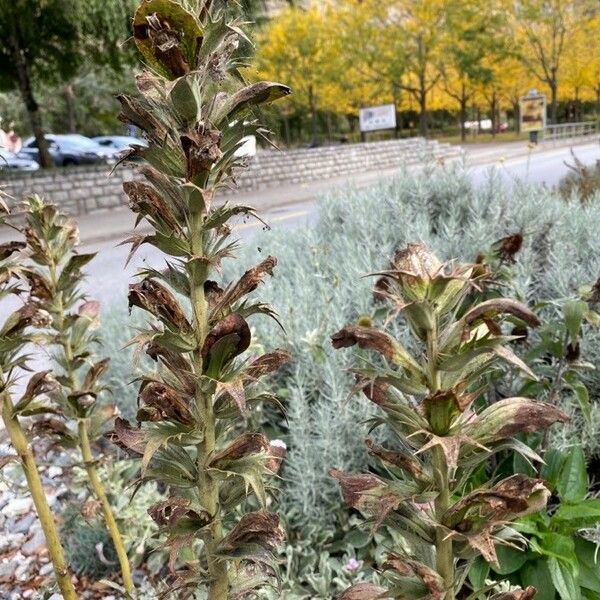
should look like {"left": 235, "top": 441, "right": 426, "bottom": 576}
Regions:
{"left": 77, "top": 140, "right": 599, "bottom": 302}
{"left": 2, "top": 140, "right": 599, "bottom": 305}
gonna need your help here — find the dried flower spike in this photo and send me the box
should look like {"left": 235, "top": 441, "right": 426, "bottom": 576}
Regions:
{"left": 108, "top": 1, "right": 291, "bottom": 596}
{"left": 331, "top": 243, "right": 567, "bottom": 600}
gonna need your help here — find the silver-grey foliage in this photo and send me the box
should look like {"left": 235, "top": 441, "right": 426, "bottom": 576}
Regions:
{"left": 102, "top": 162, "right": 600, "bottom": 534}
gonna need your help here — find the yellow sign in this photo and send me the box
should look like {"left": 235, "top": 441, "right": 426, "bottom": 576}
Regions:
{"left": 519, "top": 95, "right": 546, "bottom": 132}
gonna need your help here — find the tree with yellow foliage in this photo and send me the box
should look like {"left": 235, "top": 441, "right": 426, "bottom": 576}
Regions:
{"left": 257, "top": 5, "right": 346, "bottom": 143}
{"left": 513, "top": 0, "right": 596, "bottom": 124}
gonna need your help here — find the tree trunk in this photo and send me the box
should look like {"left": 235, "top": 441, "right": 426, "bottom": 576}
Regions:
{"left": 419, "top": 91, "right": 428, "bottom": 137}
{"left": 460, "top": 95, "right": 467, "bottom": 142}
{"left": 513, "top": 100, "right": 520, "bottom": 134}
{"left": 10, "top": 33, "right": 53, "bottom": 168}
{"left": 282, "top": 113, "right": 291, "bottom": 147}
{"left": 491, "top": 92, "right": 497, "bottom": 139}
{"left": 65, "top": 84, "right": 77, "bottom": 133}
{"left": 550, "top": 82, "right": 558, "bottom": 125}
{"left": 308, "top": 85, "right": 318, "bottom": 145}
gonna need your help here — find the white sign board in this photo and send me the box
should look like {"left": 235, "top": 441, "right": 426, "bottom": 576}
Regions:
{"left": 359, "top": 104, "right": 397, "bottom": 133}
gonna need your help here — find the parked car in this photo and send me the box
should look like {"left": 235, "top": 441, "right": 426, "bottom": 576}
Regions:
{"left": 92, "top": 135, "right": 148, "bottom": 152}
{"left": 0, "top": 147, "right": 40, "bottom": 172}
{"left": 18, "top": 134, "right": 119, "bottom": 167}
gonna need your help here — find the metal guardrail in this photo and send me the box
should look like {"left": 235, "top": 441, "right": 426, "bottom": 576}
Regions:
{"left": 543, "top": 121, "right": 599, "bottom": 143}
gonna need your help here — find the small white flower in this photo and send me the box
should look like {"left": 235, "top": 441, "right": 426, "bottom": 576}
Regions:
{"left": 270, "top": 439, "right": 287, "bottom": 450}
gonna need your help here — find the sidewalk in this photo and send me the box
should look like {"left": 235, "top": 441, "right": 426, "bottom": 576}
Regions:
{"left": 463, "top": 135, "right": 599, "bottom": 165}
{"left": 0, "top": 160, "right": 457, "bottom": 245}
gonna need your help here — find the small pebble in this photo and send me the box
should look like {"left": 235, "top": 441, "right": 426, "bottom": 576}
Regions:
{"left": 10, "top": 513, "right": 35, "bottom": 535}
{"left": 22, "top": 528, "right": 46, "bottom": 556}
{"left": 1, "top": 497, "right": 32, "bottom": 518}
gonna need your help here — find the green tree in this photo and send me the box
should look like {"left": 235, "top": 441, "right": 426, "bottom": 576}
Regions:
{"left": 0, "top": 0, "right": 133, "bottom": 167}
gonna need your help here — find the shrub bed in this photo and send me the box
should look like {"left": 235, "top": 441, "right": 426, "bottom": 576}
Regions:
{"left": 101, "top": 163, "right": 600, "bottom": 596}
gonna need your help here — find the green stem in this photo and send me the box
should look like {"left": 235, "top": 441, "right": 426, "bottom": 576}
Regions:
{"left": 433, "top": 446, "right": 454, "bottom": 600}
{"left": 190, "top": 210, "right": 228, "bottom": 599}
{"left": 50, "top": 266, "right": 134, "bottom": 595}
{"left": 2, "top": 394, "right": 79, "bottom": 600}
{"left": 427, "top": 324, "right": 455, "bottom": 600}
{"left": 77, "top": 420, "right": 135, "bottom": 595}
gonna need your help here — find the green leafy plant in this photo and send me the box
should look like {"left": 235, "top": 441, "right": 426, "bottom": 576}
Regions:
{"left": 10, "top": 195, "right": 135, "bottom": 593}
{"left": 477, "top": 444, "right": 600, "bottom": 600}
{"left": 61, "top": 506, "right": 119, "bottom": 580}
{"left": 330, "top": 243, "right": 569, "bottom": 600}
{"left": 107, "top": 0, "right": 291, "bottom": 597}
{"left": 0, "top": 198, "right": 78, "bottom": 599}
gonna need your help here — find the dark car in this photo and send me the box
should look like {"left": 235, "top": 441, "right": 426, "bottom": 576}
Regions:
{"left": 18, "top": 134, "right": 119, "bottom": 167}
{"left": 0, "top": 147, "right": 40, "bottom": 172}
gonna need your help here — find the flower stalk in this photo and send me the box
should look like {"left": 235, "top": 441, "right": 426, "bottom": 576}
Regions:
{"left": 0, "top": 199, "right": 78, "bottom": 599}
{"left": 332, "top": 243, "right": 569, "bottom": 600}
{"left": 12, "top": 196, "right": 133, "bottom": 594}
{"left": 107, "top": 0, "right": 291, "bottom": 595}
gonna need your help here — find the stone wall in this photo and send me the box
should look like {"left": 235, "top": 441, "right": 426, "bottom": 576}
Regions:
{"left": 0, "top": 137, "right": 459, "bottom": 216}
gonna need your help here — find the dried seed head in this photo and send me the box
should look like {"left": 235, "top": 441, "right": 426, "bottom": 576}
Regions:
{"left": 338, "top": 583, "right": 391, "bottom": 600}
{"left": 133, "top": 1, "right": 202, "bottom": 79}
{"left": 22, "top": 371, "right": 60, "bottom": 402}
{"left": 382, "top": 556, "right": 444, "bottom": 600}
{"left": 0, "top": 241, "right": 26, "bottom": 261}
{"left": 494, "top": 233, "right": 524, "bottom": 263}
{"left": 128, "top": 279, "right": 189, "bottom": 331}
{"left": 216, "top": 256, "right": 278, "bottom": 311}
{"left": 466, "top": 397, "right": 570, "bottom": 445}
{"left": 24, "top": 271, "right": 52, "bottom": 301}
{"left": 139, "top": 381, "right": 193, "bottom": 425}
{"left": 358, "top": 378, "right": 390, "bottom": 406}
{"left": 180, "top": 124, "right": 223, "bottom": 179}
{"left": 123, "top": 181, "right": 179, "bottom": 230}
{"left": 265, "top": 439, "right": 287, "bottom": 474}
{"left": 365, "top": 439, "right": 429, "bottom": 483}
{"left": 391, "top": 242, "right": 442, "bottom": 299}
{"left": 331, "top": 326, "right": 395, "bottom": 361}
{"left": 220, "top": 511, "right": 285, "bottom": 551}
{"left": 204, "top": 280, "right": 224, "bottom": 307}
{"left": 446, "top": 475, "right": 550, "bottom": 533}
{"left": 246, "top": 349, "right": 291, "bottom": 380}
{"left": 329, "top": 469, "right": 385, "bottom": 510}
{"left": 23, "top": 226, "right": 44, "bottom": 257}
{"left": 105, "top": 418, "right": 145, "bottom": 456}
{"left": 210, "top": 432, "right": 270, "bottom": 467}
{"left": 201, "top": 313, "right": 251, "bottom": 365}
{"left": 147, "top": 497, "right": 209, "bottom": 528}
{"left": 489, "top": 587, "right": 537, "bottom": 600}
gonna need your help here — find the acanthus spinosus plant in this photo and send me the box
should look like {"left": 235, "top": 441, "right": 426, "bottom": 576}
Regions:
{"left": 0, "top": 197, "right": 78, "bottom": 600}
{"left": 107, "top": 0, "right": 291, "bottom": 597}
{"left": 329, "top": 243, "right": 570, "bottom": 600}
{"left": 14, "top": 195, "right": 134, "bottom": 594}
